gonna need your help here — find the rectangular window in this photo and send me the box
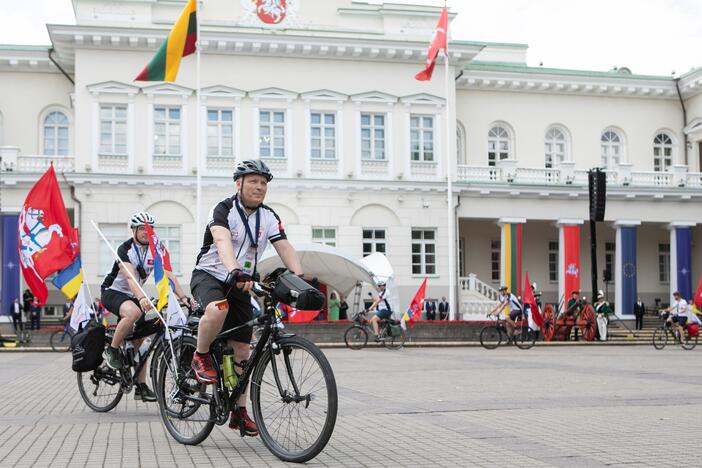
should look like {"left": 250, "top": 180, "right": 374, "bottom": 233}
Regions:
{"left": 362, "top": 228, "right": 386, "bottom": 257}
{"left": 310, "top": 112, "right": 336, "bottom": 159}
{"left": 361, "top": 113, "right": 385, "bottom": 160}
{"left": 410, "top": 115, "right": 434, "bottom": 162}
{"left": 548, "top": 241, "right": 558, "bottom": 282}
{"left": 491, "top": 240, "right": 500, "bottom": 282}
{"left": 259, "top": 110, "right": 285, "bottom": 158}
{"left": 99, "top": 224, "right": 128, "bottom": 275}
{"left": 99, "top": 105, "right": 127, "bottom": 156}
{"left": 312, "top": 227, "right": 336, "bottom": 247}
{"left": 157, "top": 225, "right": 182, "bottom": 274}
{"left": 605, "top": 242, "right": 615, "bottom": 283}
{"left": 153, "top": 106, "right": 181, "bottom": 158}
{"left": 411, "top": 229, "right": 436, "bottom": 275}
{"left": 659, "top": 243, "right": 670, "bottom": 283}
{"left": 207, "top": 109, "right": 234, "bottom": 158}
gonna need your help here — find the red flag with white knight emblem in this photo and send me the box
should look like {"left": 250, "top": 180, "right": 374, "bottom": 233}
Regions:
{"left": 415, "top": 7, "right": 448, "bottom": 81}
{"left": 17, "top": 165, "right": 78, "bottom": 304}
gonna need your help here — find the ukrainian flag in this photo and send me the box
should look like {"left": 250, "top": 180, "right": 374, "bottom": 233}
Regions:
{"left": 51, "top": 256, "right": 83, "bottom": 299}
{"left": 144, "top": 223, "right": 169, "bottom": 311}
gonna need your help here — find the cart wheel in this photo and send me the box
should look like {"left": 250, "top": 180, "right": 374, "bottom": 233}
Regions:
{"left": 542, "top": 304, "right": 555, "bottom": 342}
{"left": 578, "top": 305, "right": 597, "bottom": 341}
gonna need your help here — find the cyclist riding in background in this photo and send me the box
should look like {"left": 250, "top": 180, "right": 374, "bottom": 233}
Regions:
{"left": 368, "top": 281, "right": 392, "bottom": 340}
{"left": 489, "top": 286, "right": 523, "bottom": 340}
{"left": 189, "top": 159, "right": 303, "bottom": 437}
{"left": 100, "top": 211, "right": 194, "bottom": 401}
{"left": 660, "top": 291, "right": 701, "bottom": 340}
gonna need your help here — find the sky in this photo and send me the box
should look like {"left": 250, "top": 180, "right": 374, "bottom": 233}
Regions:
{"left": 1, "top": 0, "right": 701, "bottom": 77}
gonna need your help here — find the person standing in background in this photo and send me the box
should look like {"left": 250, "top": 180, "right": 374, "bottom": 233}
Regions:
{"left": 425, "top": 299, "right": 436, "bottom": 320}
{"left": 328, "top": 292, "right": 340, "bottom": 321}
{"left": 634, "top": 297, "right": 645, "bottom": 331}
{"left": 438, "top": 296, "right": 449, "bottom": 320}
{"left": 339, "top": 296, "right": 349, "bottom": 320}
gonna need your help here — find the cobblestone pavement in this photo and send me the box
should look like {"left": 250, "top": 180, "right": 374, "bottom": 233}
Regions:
{"left": 0, "top": 346, "right": 700, "bottom": 467}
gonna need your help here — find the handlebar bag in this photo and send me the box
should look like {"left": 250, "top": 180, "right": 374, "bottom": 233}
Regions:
{"left": 272, "top": 272, "right": 326, "bottom": 311}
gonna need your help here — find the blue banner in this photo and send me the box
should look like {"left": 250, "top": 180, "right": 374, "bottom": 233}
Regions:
{"left": 676, "top": 227, "right": 692, "bottom": 300}
{"left": 620, "top": 226, "right": 637, "bottom": 316}
{"left": 1, "top": 214, "right": 20, "bottom": 317}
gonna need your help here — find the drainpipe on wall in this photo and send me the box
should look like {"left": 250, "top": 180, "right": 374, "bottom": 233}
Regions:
{"left": 61, "top": 172, "right": 82, "bottom": 238}
{"left": 48, "top": 48, "right": 74, "bottom": 85}
{"left": 673, "top": 78, "right": 688, "bottom": 166}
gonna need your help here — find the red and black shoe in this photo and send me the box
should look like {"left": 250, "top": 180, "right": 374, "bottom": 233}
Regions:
{"left": 191, "top": 352, "right": 218, "bottom": 383}
{"left": 229, "top": 407, "right": 259, "bottom": 437}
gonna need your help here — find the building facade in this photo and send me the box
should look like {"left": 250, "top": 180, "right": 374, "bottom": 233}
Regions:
{"left": 1, "top": 0, "right": 701, "bottom": 320}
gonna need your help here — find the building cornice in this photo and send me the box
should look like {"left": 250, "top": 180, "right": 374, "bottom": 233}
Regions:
{"left": 456, "top": 183, "right": 702, "bottom": 201}
{"left": 0, "top": 46, "right": 60, "bottom": 73}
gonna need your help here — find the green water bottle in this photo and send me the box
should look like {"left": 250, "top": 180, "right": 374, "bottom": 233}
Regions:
{"left": 222, "top": 348, "right": 238, "bottom": 389}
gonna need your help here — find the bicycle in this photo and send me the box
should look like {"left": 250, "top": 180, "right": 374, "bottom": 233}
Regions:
{"left": 50, "top": 321, "right": 75, "bottom": 352}
{"left": 77, "top": 307, "right": 190, "bottom": 412}
{"left": 479, "top": 314, "right": 536, "bottom": 350}
{"left": 155, "top": 270, "right": 337, "bottom": 463}
{"left": 652, "top": 313, "right": 698, "bottom": 350}
{"left": 343, "top": 309, "right": 406, "bottom": 350}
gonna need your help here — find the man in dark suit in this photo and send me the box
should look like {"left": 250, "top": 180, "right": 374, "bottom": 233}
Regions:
{"left": 438, "top": 296, "right": 449, "bottom": 320}
{"left": 634, "top": 297, "right": 645, "bottom": 330}
{"left": 424, "top": 300, "right": 436, "bottom": 320}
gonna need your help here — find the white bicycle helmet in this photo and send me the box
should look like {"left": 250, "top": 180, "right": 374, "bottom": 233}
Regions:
{"left": 129, "top": 211, "right": 155, "bottom": 228}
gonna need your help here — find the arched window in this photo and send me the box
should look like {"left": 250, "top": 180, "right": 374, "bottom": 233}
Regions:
{"left": 456, "top": 121, "right": 467, "bottom": 165}
{"left": 545, "top": 126, "right": 568, "bottom": 168}
{"left": 43, "top": 111, "right": 69, "bottom": 156}
{"left": 600, "top": 129, "right": 622, "bottom": 168}
{"left": 653, "top": 133, "right": 673, "bottom": 172}
{"left": 488, "top": 124, "right": 511, "bottom": 166}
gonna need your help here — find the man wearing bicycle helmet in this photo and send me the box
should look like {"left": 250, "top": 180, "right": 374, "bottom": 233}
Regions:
{"left": 368, "top": 281, "right": 392, "bottom": 340}
{"left": 100, "top": 211, "right": 194, "bottom": 401}
{"left": 190, "top": 159, "right": 303, "bottom": 436}
{"left": 489, "top": 286, "right": 523, "bottom": 341}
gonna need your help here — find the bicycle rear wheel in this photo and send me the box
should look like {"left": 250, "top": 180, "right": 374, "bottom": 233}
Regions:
{"left": 479, "top": 326, "right": 502, "bottom": 350}
{"left": 50, "top": 330, "right": 71, "bottom": 352}
{"left": 343, "top": 326, "right": 368, "bottom": 350}
{"left": 514, "top": 327, "right": 536, "bottom": 350}
{"left": 251, "top": 335, "right": 337, "bottom": 463}
{"left": 77, "top": 364, "right": 123, "bottom": 412}
{"left": 652, "top": 327, "right": 667, "bottom": 350}
{"left": 681, "top": 334, "right": 698, "bottom": 350}
{"left": 156, "top": 335, "right": 215, "bottom": 445}
{"left": 384, "top": 327, "right": 406, "bottom": 350}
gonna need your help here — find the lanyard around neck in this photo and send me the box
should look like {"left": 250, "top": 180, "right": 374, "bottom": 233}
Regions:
{"left": 132, "top": 242, "right": 147, "bottom": 269}
{"left": 234, "top": 195, "right": 261, "bottom": 276}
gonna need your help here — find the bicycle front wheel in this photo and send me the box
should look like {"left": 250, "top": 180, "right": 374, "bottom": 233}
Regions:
{"left": 514, "top": 327, "right": 536, "bottom": 350}
{"left": 77, "top": 364, "right": 123, "bottom": 412}
{"left": 652, "top": 327, "right": 668, "bottom": 350}
{"left": 343, "top": 326, "right": 368, "bottom": 350}
{"left": 479, "top": 326, "right": 502, "bottom": 350}
{"left": 50, "top": 330, "right": 71, "bottom": 352}
{"left": 251, "top": 335, "right": 337, "bottom": 463}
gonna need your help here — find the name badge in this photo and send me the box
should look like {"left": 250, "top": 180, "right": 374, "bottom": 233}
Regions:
{"left": 241, "top": 246, "right": 256, "bottom": 276}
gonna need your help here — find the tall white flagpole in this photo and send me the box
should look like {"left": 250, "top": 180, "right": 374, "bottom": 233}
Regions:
{"left": 195, "top": 0, "right": 203, "bottom": 252}
{"left": 444, "top": 46, "right": 456, "bottom": 321}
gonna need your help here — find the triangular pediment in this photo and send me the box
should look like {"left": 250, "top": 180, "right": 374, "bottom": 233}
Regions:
{"left": 400, "top": 93, "right": 445, "bottom": 106}
{"left": 86, "top": 80, "right": 139, "bottom": 96}
{"left": 141, "top": 82, "right": 193, "bottom": 96}
{"left": 248, "top": 87, "right": 298, "bottom": 100}
{"left": 300, "top": 89, "right": 348, "bottom": 102}
{"left": 201, "top": 85, "right": 246, "bottom": 99}
{"left": 350, "top": 91, "right": 398, "bottom": 104}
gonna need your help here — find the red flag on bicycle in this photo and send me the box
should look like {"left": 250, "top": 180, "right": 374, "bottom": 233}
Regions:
{"left": 17, "top": 165, "right": 78, "bottom": 304}
{"left": 402, "top": 277, "right": 427, "bottom": 329}
{"left": 279, "top": 303, "right": 320, "bottom": 323}
{"left": 694, "top": 276, "right": 702, "bottom": 309}
{"left": 523, "top": 272, "right": 543, "bottom": 327}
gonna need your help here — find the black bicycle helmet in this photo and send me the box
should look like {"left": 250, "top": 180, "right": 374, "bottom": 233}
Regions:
{"left": 233, "top": 159, "right": 273, "bottom": 182}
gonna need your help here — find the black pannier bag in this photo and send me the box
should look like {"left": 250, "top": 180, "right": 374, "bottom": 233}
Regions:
{"left": 71, "top": 321, "right": 106, "bottom": 372}
{"left": 272, "top": 272, "right": 326, "bottom": 310}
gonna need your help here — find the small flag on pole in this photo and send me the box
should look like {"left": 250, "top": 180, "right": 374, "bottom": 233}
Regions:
{"left": 51, "top": 256, "right": 83, "bottom": 299}
{"left": 415, "top": 6, "right": 448, "bottom": 81}
{"left": 401, "top": 278, "right": 428, "bottom": 329}
{"left": 144, "top": 223, "right": 169, "bottom": 311}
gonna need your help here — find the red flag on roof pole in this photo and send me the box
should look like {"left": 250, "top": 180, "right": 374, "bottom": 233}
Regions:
{"left": 17, "top": 165, "right": 78, "bottom": 304}
{"left": 415, "top": 6, "right": 448, "bottom": 81}
{"left": 523, "top": 272, "right": 543, "bottom": 328}
{"left": 694, "top": 276, "right": 702, "bottom": 309}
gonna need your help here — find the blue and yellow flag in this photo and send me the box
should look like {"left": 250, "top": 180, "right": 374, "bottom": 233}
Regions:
{"left": 51, "top": 256, "right": 83, "bottom": 299}
{"left": 144, "top": 224, "right": 169, "bottom": 311}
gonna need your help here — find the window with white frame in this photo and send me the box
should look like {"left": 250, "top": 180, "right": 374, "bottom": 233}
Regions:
{"left": 259, "top": 110, "right": 285, "bottom": 158}
{"left": 456, "top": 122, "right": 467, "bottom": 165}
{"left": 99, "top": 105, "right": 127, "bottom": 157}
{"left": 362, "top": 228, "right": 386, "bottom": 257}
{"left": 653, "top": 133, "right": 673, "bottom": 172}
{"left": 412, "top": 229, "right": 436, "bottom": 275}
{"left": 491, "top": 240, "right": 500, "bottom": 282}
{"left": 488, "top": 125, "right": 510, "bottom": 166}
{"left": 99, "top": 224, "right": 128, "bottom": 274}
{"left": 410, "top": 115, "right": 434, "bottom": 162}
{"left": 207, "top": 109, "right": 234, "bottom": 158}
{"left": 361, "top": 113, "right": 385, "bottom": 160}
{"left": 605, "top": 242, "right": 615, "bottom": 283}
{"left": 311, "top": 112, "right": 336, "bottom": 159}
{"left": 153, "top": 106, "right": 181, "bottom": 158}
{"left": 157, "top": 225, "right": 182, "bottom": 274}
{"left": 312, "top": 227, "right": 336, "bottom": 247}
{"left": 548, "top": 241, "right": 558, "bottom": 282}
{"left": 600, "top": 130, "right": 622, "bottom": 168}
{"left": 43, "top": 111, "right": 69, "bottom": 156}
{"left": 658, "top": 243, "right": 670, "bottom": 283}
{"left": 545, "top": 127, "right": 567, "bottom": 168}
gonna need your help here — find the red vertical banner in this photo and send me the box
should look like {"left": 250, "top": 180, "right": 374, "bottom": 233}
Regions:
{"left": 563, "top": 225, "right": 581, "bottom": 297}
{"left": 515, "top": 224, "right": 523, "bottom": 297}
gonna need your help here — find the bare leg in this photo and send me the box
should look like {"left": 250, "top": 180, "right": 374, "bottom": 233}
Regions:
{"left": 505, "top": 317, "right": 515, "bottom": 338}
{"left": 370, "top": 316, "right": 380, "bottom": 335}
{"left": 196, "top": 301, "right": 228, "bottom": 354}
{"left": 111, "top": 302, "right": 141, "bottom": 348}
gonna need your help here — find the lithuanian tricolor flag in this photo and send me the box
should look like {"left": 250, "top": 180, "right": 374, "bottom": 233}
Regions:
{"left": 501, "top": 223, "right": 523, "bottom": 296}
{"left": 135, "top": 0, "right": 197, "bottom": 82}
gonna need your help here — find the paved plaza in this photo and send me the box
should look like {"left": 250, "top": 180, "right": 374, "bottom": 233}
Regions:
{"left": 0, "top": 346, "right": 699, "bottom": 467}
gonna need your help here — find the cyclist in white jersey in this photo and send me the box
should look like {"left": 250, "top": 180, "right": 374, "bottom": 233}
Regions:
{"left": 190, "top": 159, "right": 303, "bottom": 436}
{"left": 489, "top": 286, "right": 523, "bottom": 340}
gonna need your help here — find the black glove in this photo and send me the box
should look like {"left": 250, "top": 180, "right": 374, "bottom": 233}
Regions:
{"left": 225, "top": 269, "right": 252, "bottom": 287}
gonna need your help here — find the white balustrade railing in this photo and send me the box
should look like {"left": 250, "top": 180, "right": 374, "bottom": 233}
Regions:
{"left": 16, "top": 155, "right": 75, "bottom": 172}
{"left": 456, "top": 165, "right": 501, "bottom": 182}
{"left": 514, "top": 167, "right": 561, "bottom": 184}
{"left": 629, "top": 171, "right": 673, "bottom": 187}
{"left": 459, "top": 300, "right": 496, "bottom": 319}
{"left": 459, "top": 273, "right": 500, "bottom": 301}
{"left": 685, "top": 173, "right": 702, "bottom": 188}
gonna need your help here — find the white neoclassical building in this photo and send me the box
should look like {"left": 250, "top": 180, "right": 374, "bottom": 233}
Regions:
{"left": 1, "top": 0, "right": 701, "bottom": 320}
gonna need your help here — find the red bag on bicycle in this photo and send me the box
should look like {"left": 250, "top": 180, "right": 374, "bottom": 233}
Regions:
{"left": 687, "top": 323, "right": 699, "bottom": 338}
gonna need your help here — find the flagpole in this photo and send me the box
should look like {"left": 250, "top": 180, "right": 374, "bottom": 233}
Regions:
{"left": 195, "top": 0, "right": 203, "bottom": 257}
{"left": 444, "top": 48, "right": 456, "bottom": 321}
